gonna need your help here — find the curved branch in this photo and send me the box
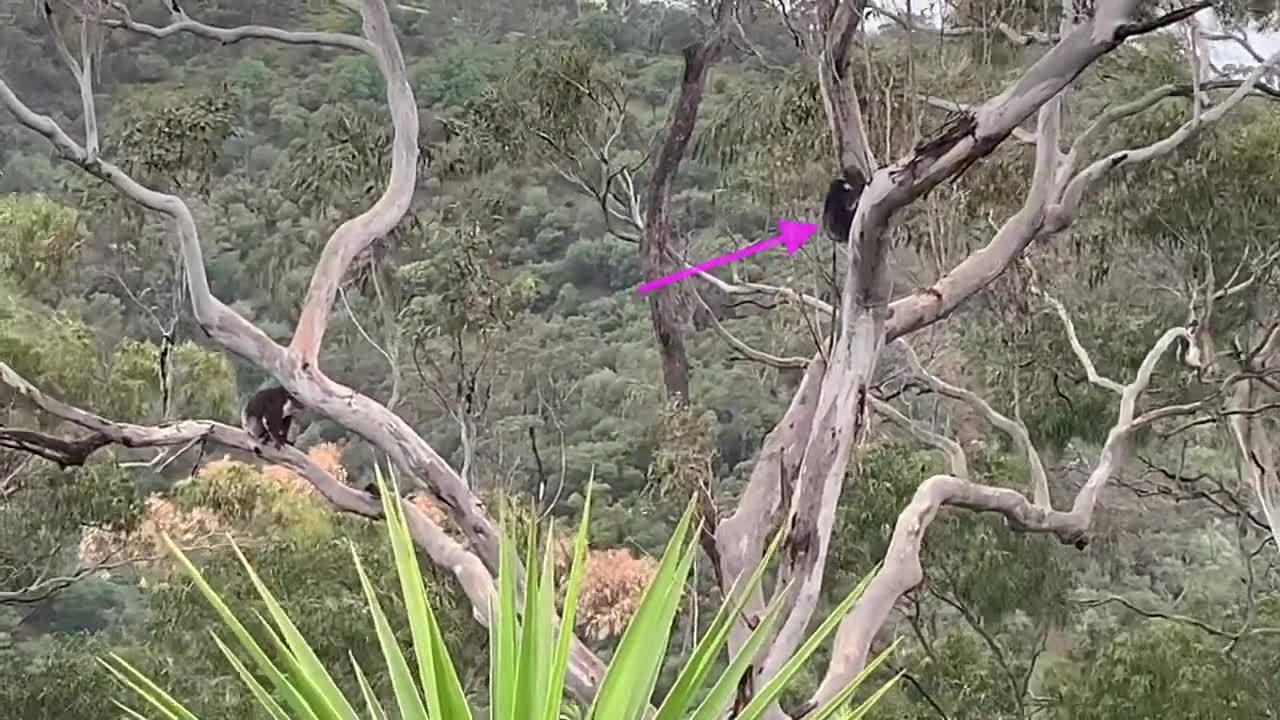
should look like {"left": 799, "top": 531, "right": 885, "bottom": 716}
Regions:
{"left": 895, "top": 339, "right": 1051, "bottom": 507}
{"left": 809, "top": 320, "right": 1193, "bottom": 709}
{"left": 0, "top": 78, "right": 278, "bottom": 363}
{"left": 290, "top": 1, "right": 419, "bottom": 367}
{"left": 104, "top": 1, "right": 376, "bottom": 54}
{"left": 2, "top": 2, "right": 610, "bottom": 703}
{"left": 1055, "top": 50, "right": 1280, "bottom": 222}
{"left": 885, "top": 45, "right": 1279, "bottom": 342}
{"left": 1026, "top": 273, "right": 1126, "bottom": 395}
{"left": 691, "top": 289, "right": 810, "bottom": 369}
{"left": 870, "top": 396, "right": 969, "bottom": 479}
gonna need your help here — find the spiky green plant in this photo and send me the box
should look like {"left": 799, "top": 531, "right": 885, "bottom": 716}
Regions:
{"left": 103, "top": 466, "right": 900, "bottom": 719}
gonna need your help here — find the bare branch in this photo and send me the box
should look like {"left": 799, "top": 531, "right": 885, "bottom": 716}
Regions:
{"left": 870, "top": 396, "right": 969, "bottom": 478}
{"left": 640, "top": 0, "right": 736, "bottom": 401}
{"left": 1026, "top": 267, "right": 1126, "bottom": 395}
{"left": 895, "top": 339, "right": 1050, "bottom": 506}
{"left": 886, "top": 50, "right": 1279, "bottom": 341}
{"left": 1, "top": 2, "right": 610, "bottom": 701}
{"left": 1226, "top": 325, "right": 1280, "bottom": 554}
{"left": 1056, "top": 50, "right": 1280, "bottom": 220}
{"left": 866, "top": 2, "right": 1056, "bottom": 46}
{"left": 691, "top": 289, "right": 811, "bottom": 369}
{"left": 809, "top": 319, "right": 1195, "bottom": 709}
{"left": 104, "top": 1, "right": 375, "bottom": 53}
{"left": 0, "top": 360, "right": 501, "bottom": 630}
{"left": 1077, "top": 594, "right": 1280, "bottom": 645}
{"left": 921, "top": 95, "right": 1038, "bottom": 145}
{"left": 291, "top": 2, "right": 419, "bottom": 367}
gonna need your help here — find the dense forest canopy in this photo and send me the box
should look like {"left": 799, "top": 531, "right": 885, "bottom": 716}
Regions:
{"left": 1, "top": 0, "right": 1279, "bottom": 717}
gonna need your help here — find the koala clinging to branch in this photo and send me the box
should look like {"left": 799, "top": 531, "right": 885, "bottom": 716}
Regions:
{"left": 241, "top": 385, "right": 300, "bottom": 453}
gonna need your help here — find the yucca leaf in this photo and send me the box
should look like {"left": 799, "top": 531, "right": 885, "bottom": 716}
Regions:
{"left": 110, "top": 699, "right": 154, "bottom": 720}
{"left": 686, "top": 583, "right": 793, "bottom": 720}
{"left": 535, "top": 523, "right": 557, "bottom": 708}
{"left": 588, "top": 499, "right": 698, "bottom": 720}
{"left": 540, "top": 479, "right": 594, "bottom": 720}
{"left": 98, "top": 655, "right": 188, "bottom": 720}
{"left": 734, "top": 567, "right": 880, "bottom": 719}
{"left": 842, "top": 669, "right": 904, "bottom": 719}
{"left": 209, "top": 632, "right": 291, "bottom": 720}
{"left": 513, "top": 516, "right": 547, "bottom": 716}
{"left": 353, "top": 547, "right": 430, "bottom": 720}
{"left": 229, "top": 540, "right": 356, "bottom": 720}
{"left": 158, "top": 535, "right": 319, "bottom": 720}
{"left": 803, "top": 639, "right": 901, "bottom": 720}
{"left": 248, "top": 609, "right": 336, "bottom": 718}
{"left": 654, "top": 524, "right": 788, "bottom": 720}
{"left": 490, "top": 511, "right": 520, "bottom": 720}
{"left": 350, "top": 652, "right": 389, "bottom": 720}
{"left": 376, "top": 468, "right": 469, "bottom": 719}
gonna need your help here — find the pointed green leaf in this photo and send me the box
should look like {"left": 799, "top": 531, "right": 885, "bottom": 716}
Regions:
{"left": 98, "top": 654, "right": 195, "bottom": 720}
{"left": 735, "top": 567, "right": 880, "bottom": 719}
{"left": 540, "top": 481, "right": 593, "bottom": 720}
{"left": 655, "top": 524, "right": 788, "bottom": 720}
{"left": 210, "top": 632, "right": 291, "bottom": 720}
{"left": 803, "top": 639, "right": 901, "bottom": 720}
{"left": 229, "top": 540, "right": 356, "bottom": 720}
{"left": 490, "top": 509, "right": 520, "bottom": 720}
{"left": 376, "top": 467, "right": 470, "bottom": 720}
{"left": 588, "top": 499, "right": 698, "bottom": 720}
{"left": 110, "top": 699, "right": 154, "bottom": 720}
{"left": 353, "top": 546, "right": 430, "bottom": 720}
{"left": 351, "top": 652, "right": 390, "bottom": 720}
{"left": 158, "top": 535, "right": 318, "bottom": 720}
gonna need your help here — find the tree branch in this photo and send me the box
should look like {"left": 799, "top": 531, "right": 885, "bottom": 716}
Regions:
{"left": 289, "top": 1, "right": 419, "bottom": 367}
{"left": 808, "top": 318, "right": 1196, "bottom": 709}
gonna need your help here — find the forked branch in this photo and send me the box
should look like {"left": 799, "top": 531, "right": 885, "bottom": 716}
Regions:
{"left": 809, "top": 320, "right": 1198, "bottom": 709}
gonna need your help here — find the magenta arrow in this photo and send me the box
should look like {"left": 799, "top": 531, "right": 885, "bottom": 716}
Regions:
{"left": 637, "top": 220, "right": 818, "bottom": 295}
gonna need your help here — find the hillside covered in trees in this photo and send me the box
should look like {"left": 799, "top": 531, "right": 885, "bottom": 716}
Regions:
{"left": 1, "top": 0, "right": 1279, "bottom": 717}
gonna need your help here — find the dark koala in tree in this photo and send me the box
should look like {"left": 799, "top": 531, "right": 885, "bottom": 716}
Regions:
{"left": 820, "top": 168, "right": 868, "bottom": 312}
{"left": 240, "top": 385, "right": 300, "bottom": 452}
{"left": 822, "top": 168, "right": 867, "bottom": 245}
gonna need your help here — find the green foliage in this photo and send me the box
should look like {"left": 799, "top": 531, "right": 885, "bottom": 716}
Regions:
{"left": 103, "top": 338, "right": 239, "bottom": 423}
{"left": 1048, "top": 618, "right": 1280, "bottom": 719}
{"left": 452, "top": 40, "right": 625, "bottom": 175}
{"left": 113, "top": 87, "right": 240, "bottom": 193}
{"left": 0, "top": 634, "right": 120, "bottom": 718}
{"left": 698, "top": 69, "right": 828, "bottom": 199}
{"left": 0, "top": 291, "right": 101, "bottom": 409}
{"left": 286, "top": 104, "right": 432, "bottom": 215}
{"left": 0, "top": 193, "right": 83, "bottom": 294}
{"left": 0, "top": 460, "right": 144, "bottom": 595}
{"left": 3, "top": 2, "right": 1280, "bottom": 717}
{"left": 649, "top": 399, "right": 718, "bottom": 500}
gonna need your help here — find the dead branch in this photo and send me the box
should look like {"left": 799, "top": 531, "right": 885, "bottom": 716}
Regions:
{"left": 640, "top": 0, "right": 736, "bottom": 401}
